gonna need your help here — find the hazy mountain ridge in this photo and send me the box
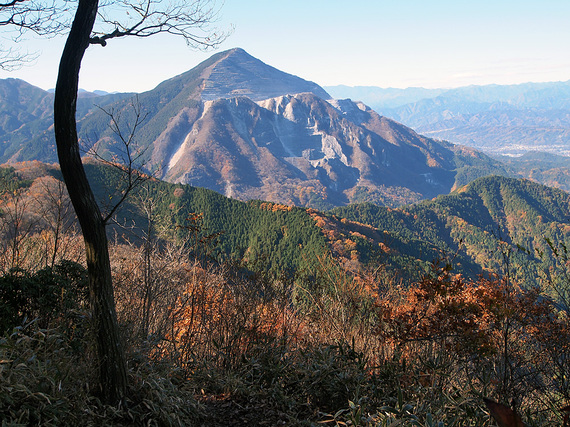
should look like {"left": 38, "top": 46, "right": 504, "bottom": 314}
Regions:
{"left": 324, "top": 85, "right": 446, "bottom": 109}
{"left": 328, "top": 81, "right": 570, "bottom": 156}
{"left": 0, "top": 79, "right": 55, "bottom": 163}
{"left": 0, "top": 78, "right": 132, "bottom": 163}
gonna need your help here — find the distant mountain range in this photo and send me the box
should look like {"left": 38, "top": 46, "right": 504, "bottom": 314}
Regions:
{"left": 324, "top": 86, "right": 446, "bottom": 110}
{"left": 2, "top": 48, "right": 570, "bottom": 207}
{"left": 326, "top": 81, "right": 570, "bottom": 157}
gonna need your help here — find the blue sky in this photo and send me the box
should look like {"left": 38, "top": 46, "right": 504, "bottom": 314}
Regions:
{"left": 1, "top": 0, "right": 569, "bottom": 92}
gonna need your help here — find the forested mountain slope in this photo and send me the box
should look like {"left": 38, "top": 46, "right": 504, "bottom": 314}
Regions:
{"left": 1, "top": 161, "right": 329, "bottom": 276}
{"left": 4, "top": 166, "right": 570, "bottom": 426}
{"left": 331, "top": 175, "right": 570, "bottom": 284}
{"left": 4, "top": 162, "right": 569, "bottom": 288}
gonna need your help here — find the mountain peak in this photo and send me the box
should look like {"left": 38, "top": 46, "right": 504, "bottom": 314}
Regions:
{"left": 200, "top": 47, "right": 331, "bottom": 101}
{"left": 223, "top": 47, "right": 249, "bottom": 57}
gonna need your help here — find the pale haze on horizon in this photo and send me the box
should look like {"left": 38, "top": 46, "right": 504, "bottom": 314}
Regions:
{"left": 0, "top": 0, "right": 568, "bottom": 93}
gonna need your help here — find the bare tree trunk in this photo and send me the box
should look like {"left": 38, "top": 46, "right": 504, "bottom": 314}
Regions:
{"left": 53, "top": 0, "right": 127, "bottom": 404}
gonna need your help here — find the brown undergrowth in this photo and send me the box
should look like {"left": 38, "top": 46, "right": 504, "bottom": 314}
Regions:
{"left": 1, "top": 237, "right": 570, "bottom": 425}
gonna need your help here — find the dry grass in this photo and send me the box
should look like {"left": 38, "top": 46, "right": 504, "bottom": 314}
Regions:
{"left": 0, "top": 235, "right": 568, "bottom": 425}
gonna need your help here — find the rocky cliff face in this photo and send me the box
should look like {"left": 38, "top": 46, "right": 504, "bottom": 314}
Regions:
{"left": 159, "top": 90, "right": 478, "bottom": 207}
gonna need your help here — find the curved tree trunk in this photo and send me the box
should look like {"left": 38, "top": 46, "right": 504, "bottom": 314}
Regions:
{"left": 53, "top": 0, "right": 127, "bottom": 404}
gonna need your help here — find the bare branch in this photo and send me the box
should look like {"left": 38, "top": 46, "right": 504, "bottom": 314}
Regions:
{"left": 0, "top": 0, "right": 228, "bottom": 68}
{"left": 0, "top": 0, "right": 69, "bottom": 35}
{"left": 0, "top": 45, "right": 37, "bottom": 70}
{"left": 0, "top": 0, "right": 70, "bottom": 69}
{"left": 83, "top": 96, "right": 154, "bottom": 224}
{"left": 90, "top": 0, "right": 230, "bottom": 48}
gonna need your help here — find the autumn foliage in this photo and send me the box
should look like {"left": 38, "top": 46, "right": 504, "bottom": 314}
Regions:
{"left": 3, "top": 164, "right": 570, "bottom": 425}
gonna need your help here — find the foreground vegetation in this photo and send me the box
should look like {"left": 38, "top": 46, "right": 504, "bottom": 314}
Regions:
{"left": 1, "top": 163, "right": 570, "bottom": 425}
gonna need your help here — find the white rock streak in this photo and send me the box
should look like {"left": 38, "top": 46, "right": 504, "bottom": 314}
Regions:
{"left": 258, "top": 94, "right": 349, "bottom": 167}
{"left": 167, "top": 101, "right": 215, "bottom": 172}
